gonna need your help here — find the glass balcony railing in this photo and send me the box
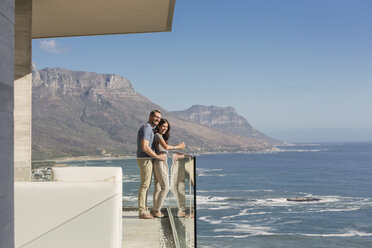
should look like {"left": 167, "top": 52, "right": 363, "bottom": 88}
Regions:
{"left": 167, "top": 152, "right": 195, "bottom": 248}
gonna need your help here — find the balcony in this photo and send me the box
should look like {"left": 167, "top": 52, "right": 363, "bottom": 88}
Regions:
{"left": 15, "top": 152, "right": 195, "bottom": 247}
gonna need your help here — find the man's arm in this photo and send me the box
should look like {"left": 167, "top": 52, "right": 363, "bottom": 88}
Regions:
{"left": 141, "top": 139, "right": 166, "bottom": 161}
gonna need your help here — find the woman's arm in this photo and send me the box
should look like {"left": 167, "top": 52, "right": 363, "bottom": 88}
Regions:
{"left": 158, "top": 137, "right": 185, "bottom": 150}
{"left": 141, "top": 139, "right": 166, "bottom": 161}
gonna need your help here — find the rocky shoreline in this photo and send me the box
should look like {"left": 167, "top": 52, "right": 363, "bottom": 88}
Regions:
{"left": 34, "top": 146, "right": 282, "bottom": 164}
{"left": 54, "top": 155, "right": 136, "bottom": 163}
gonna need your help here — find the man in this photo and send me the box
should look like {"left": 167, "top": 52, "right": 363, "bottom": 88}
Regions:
{"left": 137, "top": 110, "right": 166, "bottom": 219}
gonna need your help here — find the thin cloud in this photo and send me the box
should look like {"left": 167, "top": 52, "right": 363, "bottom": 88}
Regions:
{"left": 39, "top": 39, "right": 61, "bottom": 54}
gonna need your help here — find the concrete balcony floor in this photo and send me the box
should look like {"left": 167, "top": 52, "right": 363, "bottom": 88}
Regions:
{"left": 122, "top": 210, "right": 173, "bottom": 248}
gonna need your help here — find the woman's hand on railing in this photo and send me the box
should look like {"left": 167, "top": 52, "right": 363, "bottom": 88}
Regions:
{"left": 178, "top": 142, "right": 185, "bottom": 150}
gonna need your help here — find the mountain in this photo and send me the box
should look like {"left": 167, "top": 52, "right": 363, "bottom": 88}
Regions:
{"left": 172, "top": 105, "right": 283, "bottom": 145}
{"left": 32, "top": 66, "right": 275, "bottom": 160}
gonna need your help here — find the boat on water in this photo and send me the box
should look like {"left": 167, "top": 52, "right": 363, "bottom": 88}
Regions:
{"left": 287, "top": 196, "right": 320, "bottom": 202}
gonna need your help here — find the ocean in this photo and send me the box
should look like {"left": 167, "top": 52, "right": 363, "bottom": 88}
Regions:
{"left": 60, "top": 142, "right": 372, "bottom": 248}
{"left": 196, "top": 142, "right": 372, "bottom": 248}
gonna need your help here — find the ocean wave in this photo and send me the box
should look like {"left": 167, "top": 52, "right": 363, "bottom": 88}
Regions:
{"left": 199, "top": 216, "right": 223, "bottom": 225}
{"left": 227, "top": 197, "right": 250, "bottom": 202}
{"left": 253, "top": 195, "right": 344, "bottom": 207}
{"left": 278, "top": 220, "right": 303, "bottom": 225}
{"left": 222, "top": 210, "right": 270, "bottom": 220}
{"left": 307, "top": 207, "right": 361, "bottom": 213}
{"left": 197, "top": 196, "right": 231, "bottom": 210}
{"left": 122, "top": 196, "right": 137, "bottom": 202}
{"left": 209, "top": 230, "right": 372, "bottom": 238}
{"left": 302, "top": 229, "right": 372, "bottom": 237}
{"left": 197, "top": 195, "right": 230, "bottom": 205}
{"left": 196, "top": 168, "right": 225, "bottom": 177}
{"left": 254, "top": 197, "right": 323, "bottom": 207}
{"left": 209, "top": 205, "right": 232, "bottom": 210}
{"left": 213, "top": 223, "right": 275, "bottom": 236}
{"left": 197, "top": 192, "right": 372, "bottom": 216}
{"left": 198, "top": 174, "right": 226, "bottom": 177}
{"left": 213, "top": 234, "right": 263, "bottom": 238}
{"left": 197, "top": 168, "right": 223, "bottom": 172}
{"left": 123, "top": 179, "right": 140, "bottom": 183}
{"left": 197, "top": 189, "right": 273, "bottom": 193}
{"left": 123, "top": 175, "right": 140, "bottom": 183}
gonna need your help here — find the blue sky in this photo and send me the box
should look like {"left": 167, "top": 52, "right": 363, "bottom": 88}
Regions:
{"left": 32, "top": 0, "right": 372, "bottom": 142}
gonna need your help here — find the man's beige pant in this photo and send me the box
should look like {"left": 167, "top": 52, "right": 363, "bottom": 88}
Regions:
{"left": 153, "top": 159, "right": 170, "bottom": 211}
{"left": 137, "top": 158, "right": 154, "bottom": 215}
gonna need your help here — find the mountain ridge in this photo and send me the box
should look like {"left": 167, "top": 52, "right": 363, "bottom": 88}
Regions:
{"left": 32, "top": 66, "right": 277, "bottom": 160}
{"left": 172, "top": 105, "right": 282, "bottom": 145}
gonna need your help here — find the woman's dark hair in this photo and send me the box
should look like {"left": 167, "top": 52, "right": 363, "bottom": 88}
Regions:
{"left": 155, "top": 118, "right": 170, "bottom": 143}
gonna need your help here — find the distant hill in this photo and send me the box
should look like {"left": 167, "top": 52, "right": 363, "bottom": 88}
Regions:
{"left": 172, "top": 105, "right": 283, "bottom": 145}
{"left": 32, "top": 66, "right": 275, "bottom": 160}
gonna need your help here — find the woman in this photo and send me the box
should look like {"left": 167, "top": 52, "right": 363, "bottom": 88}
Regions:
{"left": 151, "top": 118, "right": 185, "bottom": 218}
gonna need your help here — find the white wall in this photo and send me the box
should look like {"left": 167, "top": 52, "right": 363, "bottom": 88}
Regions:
{"left": 0, "top": 0, "right": 15, "bottom": 247}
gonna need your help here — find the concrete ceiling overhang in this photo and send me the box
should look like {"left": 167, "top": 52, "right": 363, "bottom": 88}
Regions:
{"left": 32, "top": 0, "right": 175, "bottom": 38}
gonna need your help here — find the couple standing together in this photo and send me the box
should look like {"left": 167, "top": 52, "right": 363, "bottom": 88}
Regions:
{"left": 136, "top": 110, "right": 185, "bottom": 219}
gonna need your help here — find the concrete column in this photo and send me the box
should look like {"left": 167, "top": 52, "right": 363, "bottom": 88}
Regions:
{"left": 0, "top": 0, "right": 15, "bottom": 246}
{"left": 14, "top": 0, "right": 32, "bottom": 181}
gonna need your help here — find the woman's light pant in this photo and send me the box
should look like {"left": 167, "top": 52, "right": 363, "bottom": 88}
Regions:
{"left": 153, "top": 159, "right": 170, "bottom": 211}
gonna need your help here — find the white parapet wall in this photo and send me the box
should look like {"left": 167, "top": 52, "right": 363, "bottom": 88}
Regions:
{"left": 15, "top": 167, "right": 123, "bottom": 248}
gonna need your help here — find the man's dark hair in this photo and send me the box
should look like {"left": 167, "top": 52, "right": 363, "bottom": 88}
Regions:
{"left": 150, "top": 110, "right": 162, "bottom": 116}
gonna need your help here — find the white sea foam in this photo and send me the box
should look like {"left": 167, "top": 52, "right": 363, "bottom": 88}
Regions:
{"left": 196, "top": 168, "right": 223, "bottom": 173}
{"left": 198, "top": 174, "right": 226, "bottom": 177}
{"left": 212, "top": 228, "right": 372, "bottom": 238}
{"left": 221, "top": 209, "right": 270, "bottom": 220}
{"left": 253, "top": 195, "right": 344, "bottom": 207}
{"left": 199, "top": 216, "right": 223, "bottom": 225}
{"left": 123, "top": 179, "right": 140, "bottom": 183}
{"left": 197, "top": 193, "right": 372, "bottom": 214}
{"left": 197, "top": 196, "right": 230, "bottom": 205}
{"left": 307, "top": 207, "right": 361, "bottom": 213}
{"left": 213, "top": 234, "right": 261, "bottom": 238}
{"left": 196, "top": 168, "right": 225, "bottom": 177}
{"left": 197, "top": 189, "right": 273, "bottom": 193}
{"left": 314, "top": 195, "right": 341, "bottom": 203}
{"left": 254, "top": 197, "right": 307, "bottom": 207}
{"left": 209, "top": 230, "right": 372, "bottom": 238}
{"left": 302, "top": 229, "right": 372, "bottom": 237}
{"left": 209, "top": 205, "right": 231, "bottom": 210}
{"left": 122, "top": 196, "right": 137, "bottom": 202}
{"left": 122, "top": 175, "right": 140, "bottom": 183}
{"left": 279, "top": 220, "right": 302, "bottom": 225}
{"left": 213, "top": 223, "right": 275, "bottom": 236}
